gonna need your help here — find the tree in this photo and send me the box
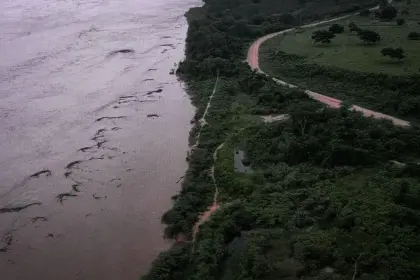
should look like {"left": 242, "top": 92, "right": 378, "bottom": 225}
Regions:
{"left": 312, "top": 30, "right": 335, "bottom": 43}
{"left": 329, "top": 24, "right": 344, "bottom": 34}
{"left": 381, "top": 47, "right": 405, "bottom": 60}
{"left": 380, "top": 6, "right": 398, "bottom": 20}
{"left": 278, "top": 13, "right": 295, "bottom": 25}
{"left": 379, "top": 0, "right": 388, "bottom": 9}
{"left": 408, "top": 31, "right": 420, "bottom": 40}
{"left": 251, "top": 14, "right": 264, "bottom": 25}
{"left": 397, "top": 18, "right": 405, "bottom": 25}
{"left": 359, "top": 9, "right": 371, "bottom": 16}
{"left": 358, "top": 29, "right": 381, "bottom": 44}
{"left": 349, "top": 22, "right": 361, "bottom": 32}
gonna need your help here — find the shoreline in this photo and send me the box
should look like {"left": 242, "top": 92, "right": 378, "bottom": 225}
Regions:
{"left": 142, "top": 0, "right": 420, "bottom": 279}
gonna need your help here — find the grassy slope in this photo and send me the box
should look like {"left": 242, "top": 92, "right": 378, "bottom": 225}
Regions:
{"left": 261, "top": 0, "right": 420, "bottom": 75}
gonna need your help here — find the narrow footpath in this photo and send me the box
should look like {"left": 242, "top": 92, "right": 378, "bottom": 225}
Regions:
{"left": 191, "top": 76, "right": 222, "bottom": 240}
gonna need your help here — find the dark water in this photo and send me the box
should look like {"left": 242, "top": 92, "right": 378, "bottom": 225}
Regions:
{"left": 0, "top": 0, "right": 198, "bottom": 279}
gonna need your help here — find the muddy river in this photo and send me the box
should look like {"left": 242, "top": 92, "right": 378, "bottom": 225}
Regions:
{"left": 0, "top": 0, "right": 198, "bottom": 278}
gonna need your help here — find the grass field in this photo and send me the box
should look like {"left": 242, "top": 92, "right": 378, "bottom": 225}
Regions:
{"left": 261, "top": 0, "right": 420, "bottom": 75}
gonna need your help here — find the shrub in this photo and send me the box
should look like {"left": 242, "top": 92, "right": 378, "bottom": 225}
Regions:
{"left": 311, "top": 30, "right": 335, "bottom": 43}
{"left": 358, "top": 29, "right": 381, "bottom": 44}
{"left": 381, "top": 47, "right": 405, "bottom": 60}
{"left": 408, "top": 31, "right": 420, "bottom": 40}
{"left": 329, "top": 24, "right": 344, "bottom": 34}
{"left": 397, "top": 18, "right": 405, "bottom": 25}
{"left": 380, "top": 6, "right": 398, "bottom": 20}
{"left": 359, "top": 9, "right": 371, "bottom": 16}
{"left": 349, "top": 22, "right": 361, "bottom": 32}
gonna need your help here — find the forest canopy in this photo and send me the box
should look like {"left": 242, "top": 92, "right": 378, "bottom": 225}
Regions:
{"left": 143, "top": 0, "right": 420, "bottom": 279}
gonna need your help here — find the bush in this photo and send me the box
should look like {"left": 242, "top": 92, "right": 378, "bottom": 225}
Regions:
{"left": 397, "top": 18, "right": 405, "bottom": 25}
{"left": 311, "top": 30, "right": 335, "bottom": 43}
{"left": 358, "top": 29, "right": 381, "bottom": 44}
{"left": 380, "top": 6, "right": 398, "bottom": 20}
{"left": 349, "top": 22, "right": 361, "bottom": 32}
{"left": 359, "top": 9, "right": 371, "bottom": 16}
{"left": 408, "top": 31, "right": 420, "bottom": 40}
{"left": 381, "top": 47, "right": 405, "bottom": 60}
{"left": 329, "top": 24, "right": 344, "bottom": 34}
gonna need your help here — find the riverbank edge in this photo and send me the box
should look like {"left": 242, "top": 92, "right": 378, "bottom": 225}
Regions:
{"left": 141, "top": 1, "right": 385, "bottom": 279}
{"left": 161, "top": 0, "right": 383, "bottom": 245}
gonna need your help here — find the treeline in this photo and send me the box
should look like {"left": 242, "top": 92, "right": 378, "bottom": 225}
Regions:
{"left": 178, "top": 0, "right": 378, "bottom": 78}
{"left": 247, "top": 106, "right": 420, "bottom": 167}
{"left": 264, "top": 50, "right": 420, "bottom": 119}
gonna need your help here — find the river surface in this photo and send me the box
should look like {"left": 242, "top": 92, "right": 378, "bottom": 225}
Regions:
{"left": 0, "top": 0, "right": 198, "bottom": 278}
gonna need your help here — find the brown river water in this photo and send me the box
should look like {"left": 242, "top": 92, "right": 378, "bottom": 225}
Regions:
{"left": 0, "top": 0, "right": 199, "bottom": 279}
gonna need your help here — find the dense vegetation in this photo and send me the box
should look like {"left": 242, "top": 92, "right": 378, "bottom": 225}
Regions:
{"left": 261, "top": 50, "right": 420, "bottom": 119}
{"left": 142, "top": 0, "right": 420, "bottom": 279}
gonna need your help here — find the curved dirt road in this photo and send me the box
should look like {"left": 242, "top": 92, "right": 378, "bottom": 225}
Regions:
{"left": 247, "top": 11, "right": 410, "bottom": 127}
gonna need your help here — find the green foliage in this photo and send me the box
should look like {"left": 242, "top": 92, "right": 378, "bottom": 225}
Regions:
{"left": 143, "top": 0, "right": 420, "bottom": 279}
{"left": 348, "top": 21, "right": 361, "bottom": 32}
{"left": 381, "top": 47, "right": 406, "bottom": 60}
{"left": 246, "top": 108, "right": 420, "bottom": 168}
{"left": 261, "top": 2, "right": 420, "bottom": 75}
{"left": 312, "top": 30, "right": 336, "bottom": 43}
{"left": 397, "top": 18, "right": 406, "bottom": 25}
{"left": 357, "top": 29, "right": 381, "bottom": 44}
{"left": 408, "top": 31, "right": 420, "bottom": 39}
{"left": 328, "top": 23, "right": 344, "bottom": 34}
{"left": 261, "top": 50, "right": 420, "bottom": 118}
{"left": 278, "top": 13, "right": 295, "bottom": 25}
{"left": 380, "top": 5, "right": 398, "bottom": 20}
{"left": 178, "top": 0, "right": 376, "bottom": 80}
{"left": 142, "top": 245, "right": 191, "bottom": 280}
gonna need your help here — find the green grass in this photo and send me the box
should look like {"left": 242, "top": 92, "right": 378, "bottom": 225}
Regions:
{"left": 261, "top": 0, "right": 420, "bottom": 75}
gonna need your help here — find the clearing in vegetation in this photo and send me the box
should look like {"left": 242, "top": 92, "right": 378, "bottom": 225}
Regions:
{"left": 261, "top": 0, "right": 420, "bottom": 75}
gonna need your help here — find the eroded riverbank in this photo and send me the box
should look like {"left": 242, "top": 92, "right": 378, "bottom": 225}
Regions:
{"left": 0, "top": 0, "right": 199, "bottom": 278}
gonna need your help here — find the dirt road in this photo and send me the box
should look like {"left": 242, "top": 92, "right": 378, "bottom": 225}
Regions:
{"left": 247, "top": 8, "right": 410, "bottom": 127}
